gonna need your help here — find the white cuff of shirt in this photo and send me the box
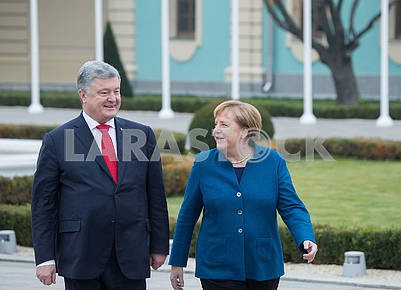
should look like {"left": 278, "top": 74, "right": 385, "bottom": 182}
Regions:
{"left": 36, "top": 260, "right": 56, "bottom": 267}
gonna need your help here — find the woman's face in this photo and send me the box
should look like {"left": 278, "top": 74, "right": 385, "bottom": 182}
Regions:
{"left": 213, "top": 109, "right": 246, "bottom": 156}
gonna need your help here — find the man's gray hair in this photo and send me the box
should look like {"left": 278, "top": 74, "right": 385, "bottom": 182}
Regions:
{"left": 76, "top": 60, "right": 121, "bottom": 93}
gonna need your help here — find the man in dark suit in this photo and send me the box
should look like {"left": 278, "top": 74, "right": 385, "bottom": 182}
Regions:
{"left": 31, "top": 60, "right": 169, "bottom": 290}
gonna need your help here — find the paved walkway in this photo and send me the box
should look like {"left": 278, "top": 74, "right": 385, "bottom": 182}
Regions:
{"left": 0, "top": 106, "right": 401, "bottom": 140}
{"left": 1, "top": 247, "right": 401, "bottom": 290}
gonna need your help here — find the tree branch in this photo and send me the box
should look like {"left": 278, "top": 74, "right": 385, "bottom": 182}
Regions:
{"left": 337, "top": 0, "right": 344, "bottom": 12}
{"left": 263, "top": 0, "right": 290, "bottom": 31}
{"left": 349, "top": 0, "right": 360, "bottom": 39}
{"left": 275, "top": 0, "right": 303, "bottom": 38}
{"left": 331, "top": 0, "right": 345, "bottom": 41}
{"left": 348, "top": 0, "right": 401, "bottom": 51}
{"left": 322, "top": 0, "right": 340, "bottom": 46}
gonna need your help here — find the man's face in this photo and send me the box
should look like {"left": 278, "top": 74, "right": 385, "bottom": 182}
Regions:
{"left": 79, "top": 77, "right": 121, "bottom": 123}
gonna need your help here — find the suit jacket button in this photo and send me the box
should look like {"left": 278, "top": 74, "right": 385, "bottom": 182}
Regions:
{"left": 237, "top": 228, "right": 243, "bottom": 234}
{"left": 236, "top": 192, "right": 242, "bottom": 197}
{"left": 111, "top": 219, "right": 116, "bottom": 223}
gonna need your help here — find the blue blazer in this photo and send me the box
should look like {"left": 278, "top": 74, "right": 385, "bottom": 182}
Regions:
{"left": 169, "top": 144, "right": 315, "bottom": 281}
{"left": 31, "top": 113, "right": 169, "bottom": 279}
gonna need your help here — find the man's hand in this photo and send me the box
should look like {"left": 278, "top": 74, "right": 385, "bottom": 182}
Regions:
{"left": 150, "top": 253, "right": 167, "bottom": 270}
{"left": 36, "top": 265, "right": 57, "bottom": 285}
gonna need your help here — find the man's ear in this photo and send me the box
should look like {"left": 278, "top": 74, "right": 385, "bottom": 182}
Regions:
{"left": 78, "top": 89, "right": 86, "bottom": 104}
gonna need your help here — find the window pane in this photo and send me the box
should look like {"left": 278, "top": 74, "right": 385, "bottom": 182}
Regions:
{"left": 177, "top": 0, "right": 195, "bottom": 38}
{"left": 396, "top": 3, "right": 401, "bottom": 39}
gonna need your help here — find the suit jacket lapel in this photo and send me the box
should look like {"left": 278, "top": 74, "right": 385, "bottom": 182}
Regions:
{"left": 72, "top": 113, "right": 115, "bottom": 183}
{"left": 115, "top": 118, "right": 126, "bottom": 184}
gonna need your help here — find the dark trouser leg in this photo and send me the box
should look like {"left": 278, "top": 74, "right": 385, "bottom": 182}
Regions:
{"left": 101, "top": 247, "right": 146, "bottom": 290}
{"left": 200, "top": 278, "right": 280, "bottom": 290}
{"left": 200, "top": 279, "right": 248, "bottom": 290}
{"left": 247, "top": 278, "right": 280, "bottom": 290}
{"left": 64, "top": 277, "right": 105, "bottom": 290}
{"left": 64, "top": 248, "right": 146, "bottom": 290}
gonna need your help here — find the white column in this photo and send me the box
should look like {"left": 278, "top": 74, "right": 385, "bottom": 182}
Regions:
{"left": 377, "top": 0, "right": 393, "bottom": 127}
{"left": 231, "top": 0, "right": 240, "bottom": 100}
{"left": 28, "top": 0, "right": 43, "bottom": 114}
{"left": 95, "top": 0, "right": 103, "bottom": 61}
{"left": 159, "top": 0, "right": 174, "bottom": 118}
{"left": 300, "top": 0, "right": 316, "bottom": 124}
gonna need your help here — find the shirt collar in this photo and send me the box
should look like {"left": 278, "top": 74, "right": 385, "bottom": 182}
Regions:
{"left": 82, "top": 111, "right": 115, "bottom": 130}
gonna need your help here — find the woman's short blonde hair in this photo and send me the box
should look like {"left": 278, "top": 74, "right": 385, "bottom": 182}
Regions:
{"left": 213, "top": 100, "right": 262, "bottom": 139}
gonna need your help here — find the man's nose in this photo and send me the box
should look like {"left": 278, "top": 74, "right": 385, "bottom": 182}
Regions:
{"left": 107, "top": 93, "right": 117, "bottom": 102}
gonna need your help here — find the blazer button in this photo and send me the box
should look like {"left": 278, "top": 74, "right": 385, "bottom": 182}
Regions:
{"left": 111, "top": 219, "right": 116, "bottom": 223}
{"left": 237, "top": 228, "right": 243, "bottom": 234}
{"left": 237, "top": 209, "right": 243, "bottom": 215}
{"left": 236, "top": 192, "right": 242, "bottom": 197}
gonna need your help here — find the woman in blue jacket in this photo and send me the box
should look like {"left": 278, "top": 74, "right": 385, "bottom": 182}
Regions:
{"left": 169, "top": 100, "right": 318, "bottom": 290}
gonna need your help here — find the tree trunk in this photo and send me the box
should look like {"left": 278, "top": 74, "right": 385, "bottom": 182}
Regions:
{"left": 327, "top": 57, "right": 359, "bottom": 105}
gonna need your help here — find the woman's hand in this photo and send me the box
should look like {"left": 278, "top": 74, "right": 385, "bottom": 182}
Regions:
{"left": 302, "top": 240, "right": 318, "bottom": 263}
{"left": 170, "top": 266, "right": 184, "bottom": 290}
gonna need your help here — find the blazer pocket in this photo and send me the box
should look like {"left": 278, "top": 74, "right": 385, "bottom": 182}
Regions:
{"left": 58, "top": 219, "right": 81, "bottom": 233}
{"left": 202, "top": 237, "right": 227, "bottom": 263}
{"left": 257, "top": 237, "right": 274, "bottom": 263}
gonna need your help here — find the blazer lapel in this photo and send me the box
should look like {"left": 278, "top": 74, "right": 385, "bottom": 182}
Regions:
{"left": 72, "top": 113, "right": 115, "bottom": 183}
{"left": 115, "top": 118, "right": 126, "bottom": 184}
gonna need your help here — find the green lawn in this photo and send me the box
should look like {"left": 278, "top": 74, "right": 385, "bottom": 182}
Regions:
{"left": 167, "top": 159, "right": 401, "bottom": 228}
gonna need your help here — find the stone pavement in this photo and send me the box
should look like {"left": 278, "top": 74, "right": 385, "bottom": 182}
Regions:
{"left": 0, "top": 247, "right": 401, "bottom": 290}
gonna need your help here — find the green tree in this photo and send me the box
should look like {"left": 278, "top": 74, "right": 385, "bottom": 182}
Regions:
{"left": 103, "top": 21, "right": 134, "bottom": 97}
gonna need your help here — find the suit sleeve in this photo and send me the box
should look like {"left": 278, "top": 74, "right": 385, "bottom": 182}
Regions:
{"left": 145, "top": 127, "right": 170, "bottom": 255}
{"left": 276, "top": 156, "right": 316, "bottom": 250}
{"left": 31, "top": 133, "right": 60, "bottom": 265}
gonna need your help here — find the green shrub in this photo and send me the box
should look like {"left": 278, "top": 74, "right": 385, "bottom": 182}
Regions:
{"left": 155, "top": 130, "right": 186, "bottom": 155}
{"left": 0, "top": 176, "right": 33, "bottom": 205}
{"left": 279, "top": 224, "right": 401, "bottom": 270}
{"left": 0, "top": 124, "right": 55, "bottom": 139}
{"left": 0, "top": 204, "right": 32, "bottom": 246}
{"left": 2, "top": 91, "right": 401, "bottom": 120}
{"left": 276, "top": 138, "right": 401, "bottom": 160}
{"left": 161, "top": 156, "right": 193, "bottom": 197}
{"left": 188, "top": 100, "right": 275, "bottom": 153}
{"left": 104, "top": 21, "right": 134, "bottom": 97}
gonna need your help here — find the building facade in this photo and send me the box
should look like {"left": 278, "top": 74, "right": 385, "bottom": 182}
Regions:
{"left": 0, "top": 0, "right": 400, "bottom": 99}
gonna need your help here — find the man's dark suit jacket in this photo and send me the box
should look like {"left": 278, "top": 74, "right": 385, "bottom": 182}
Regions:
{"left": 31, "top": 113, "right": 169, "bottom": 279}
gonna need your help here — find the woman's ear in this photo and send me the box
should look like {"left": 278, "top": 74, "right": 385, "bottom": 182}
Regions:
{"left": 241, "top": 128, "right": 249, "bottom": 140}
